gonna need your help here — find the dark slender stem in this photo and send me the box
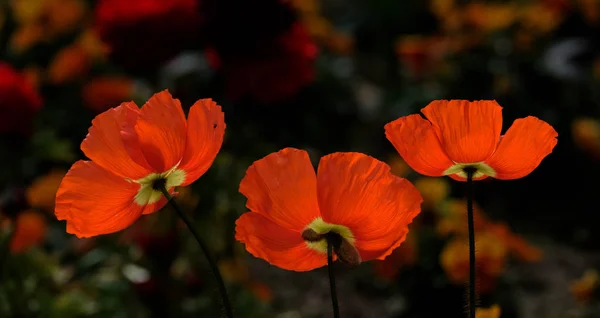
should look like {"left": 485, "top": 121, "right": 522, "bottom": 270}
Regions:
{"left": 466, "top": 170, "right": 476, "bottom": 318}
{"left": 160, "top": 188, "right": 234, "bottom": 318}
{"left": 327, "top": 234, "right": 340, "bottom": 318}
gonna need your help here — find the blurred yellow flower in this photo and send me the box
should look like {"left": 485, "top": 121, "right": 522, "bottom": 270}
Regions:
{"left": 414, "top": 177, "right": 450, "bottom": 210}
{"left": 464, "top": 3, "right": 518, "bottom": 32}
{"left": 26, "top": 169, "right": 66, "bottom": 211}
{"left": 326, "top": 31, "right": 354, "bottom": 55}
{"left": 302, "top": 15, "right": 333, "bottom": 41}
{"left": 387, "top": 155, "right": 411, "bottom": 178}
{"left": 520, "top": 3, "right": 562, "bottom": 34}
{"left": 476, "top": 305, "right": 501, "bottom": 318}
{"left": 570, "top": 269, "right": 599, "bottom": 303}
{"left": 572, "top": 117, "right": 600, "bottom": 159}
{"left": 440, "top": 232, "right": 507, "bottom": 294}
{"left": 436, "top": 199, "right": 487, "bottom": 237}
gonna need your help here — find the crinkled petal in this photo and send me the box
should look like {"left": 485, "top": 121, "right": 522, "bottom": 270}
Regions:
{"left": 385, "top": 114, "right": 454, "bottom": 176}
{"left": 316, "top": 152, "right": 423, "bottom": 261}
{"left": 235, "top": 212, "right": 326, "bottom": 271}
{"left": 485, "top": 116, "right": 558, "bottom": 179}
{"left": 81, "top": 101, "right": 152, "bottom": 179}
{"left": 239, "top": 148, "right": 320, "bottom": 232}
{"left": 127, "top": 90, "right": 187, "bottom": 173}
{"left": 179, "top": 98, "right": 225, "bottom": 186}
{"left": 55, "top": 160, "right": 143, "bottom": 238}
{"left": 421, "top": 100, "right": 503, "bottom": 163}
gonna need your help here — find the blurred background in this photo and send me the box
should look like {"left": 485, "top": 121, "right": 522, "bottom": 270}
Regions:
{"left": 0, "top": 0, "right": 599, "bottom": 317}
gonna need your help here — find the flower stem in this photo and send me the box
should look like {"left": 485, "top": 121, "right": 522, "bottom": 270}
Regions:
{"left": 466, "top": 169, "right": 476, "bottom": 318}
{"left": 326, "top": 233, "right": 340, "bottom": 318}
{"left": 160, "top": 188, "right": 234, "bottom": 318}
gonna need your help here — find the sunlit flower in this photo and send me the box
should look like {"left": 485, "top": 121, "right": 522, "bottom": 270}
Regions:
{"left": 235, "top": 148, "right": 422, "bottom": 271}
{"left": 55, "top": 90, "right": 225, "bottom": 238}
{"left": 82, "top": 76, "right": 135, "bottom": 113}
{"left": 0, "top": 62, "right": 43, "bottom": 135}
{"left": 414, "top": 177, "right": 450, "bottom": 210}
{"left": 372, "top": 230, "right": 418, "bottom": 281}
{"left": 10, "top": 210, "right": 47, "bottom": 253}
{"left": 476, "top": 305, "right": 501, "bottom": 318}
{"left": 94, "top": 0, "right": 201, "bottom": 71}
{"left": 26, "top": 169, "right": 66, "bottom": 211}
{"left": 385, "top": 100, "right": 558, "bottom": 181}
{"left": 440, "top": 232, "right": 507, "bottom": 294}
{"left": 572, "top": 117, "right": 600, "bottom": 159}
{"left": 570, "top": 269, "right": 599, "bottom": 303}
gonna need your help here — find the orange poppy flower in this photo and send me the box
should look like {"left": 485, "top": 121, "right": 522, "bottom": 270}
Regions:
{"left": 55, "top": 90, "right": 225, "bottom": 238}
{"left": 235, "top": 148, "right": 423, "bottom": 272}
{"left": 385, "top": 100, "right": 558, "bottom": 181}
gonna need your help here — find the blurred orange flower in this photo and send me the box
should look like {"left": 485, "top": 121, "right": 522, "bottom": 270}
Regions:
{"left": 440, "top": 232, "right": 507, "bottom": 294}
{"left": 26, "top": 169, "right": 67, "bottom": 211}
{"left": 572, "top": 117, "right": 600, "bottom": 159}
{"left": 235, "top": 148, "right": 422, "bottom": 271}
{"left": 395, "top": 35, "right": 448, "bottom": 78}
{"left": 570, "top": 269, "right": 599, "bottom": 303}
{"left": 48, "top": 44, "right": 91, "bottom": 84}
{"left": 10, "top": 210, "right": 47, "bottom": 253}
{"left": 385, "top": 100, "right": 558, "bottom": 181}
{"left": 248, "top": 281, "right": 272, "bottom": 303}
{"left": 487, "top": 222, "right": 542, "bottom": 263}
{"left": 464, "top": 3, "right": 518, "bottom": 32}
{"left": 82, "top": 76, "right": 135, "bottom": 113}
{"left": 55, "top": 90, "right": 225, "bottom": 238}
{"left": 0, "top": 62, "right": 43, "bottom": 135}
{"left": 373, "top": 230, "right": 418, "bottom": 281}
{"left": 476, "top": 305, "right": 501, "bottom": 318}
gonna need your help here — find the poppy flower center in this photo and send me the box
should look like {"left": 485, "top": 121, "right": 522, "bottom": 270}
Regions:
{"left": 443, "top": 162, "right": 496, "bottom": 179}
{"left": 133, "top": 168, "right": 186, "bottom": 206}
{"left": 301, "top": 217, "right": 361, "bottom": 266}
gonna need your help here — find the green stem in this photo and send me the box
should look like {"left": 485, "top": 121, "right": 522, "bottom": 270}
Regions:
{"left": 327, "top": 233, "right": 340, "bottom": 318}
{"left": 160, "top": 187, "right": 234, "bottom": 318}
{"left": 466, "top": 170, "right": 476, "bottom": 318}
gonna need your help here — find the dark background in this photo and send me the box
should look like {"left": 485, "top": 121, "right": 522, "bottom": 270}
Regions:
{"left": 0, "top": 0, "right": 599, "bottom": 317}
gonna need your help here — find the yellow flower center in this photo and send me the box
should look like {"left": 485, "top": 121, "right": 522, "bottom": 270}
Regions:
{"left": 133, "top": 168, "right": 186, "bottom": 206}
{"left": 443, "top": 162, "right": 496, "bottom": 179}
{"left": 303, "top": 217, "right": 355, "bottom": 254}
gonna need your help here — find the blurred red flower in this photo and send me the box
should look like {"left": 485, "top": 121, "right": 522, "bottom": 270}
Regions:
{"left": 207, "top": 22, "right": 317, "bottom": 104}
{"left": 0, "top": 63, "right": 43, "bottom": 135}
{"left": 94, "top": 0, "right": 202, "bottom": 71}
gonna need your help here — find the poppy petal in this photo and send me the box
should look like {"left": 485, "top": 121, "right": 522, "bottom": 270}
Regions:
{"left": 55, "top": 160, "right": 144, "bottom": 238}
{"left": 316, "top": 153, "right": 422, "bottom": 261}
{"left": 81, "top": 101, "right": 152, "bottom": 179}
{"left": 235, "top": 212, "right": 326, "bottom": 271}
{"left": 239, "top": 148, "right": 320, "bottom": 232}
{"left": 385, "top": 114, "right": 454, "bottom": 176}
{"left": 179, "top": 98, "right": 225, "bottom": 186}
{"left": 421, "top": 100, "right": 503, "bottom": 163}
{"left": 129, "top": 90, "right": 187, "bottom": 173}
{"left": 485, "top": 116, "right": 558, "bottom": 179}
